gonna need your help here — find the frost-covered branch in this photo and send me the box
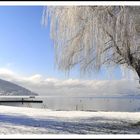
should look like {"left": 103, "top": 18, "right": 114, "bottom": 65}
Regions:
{"left": 43, "top": 6, "right": 140, "bottom": 81}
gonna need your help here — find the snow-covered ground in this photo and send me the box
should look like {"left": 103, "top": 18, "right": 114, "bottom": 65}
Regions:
{"left": 0, "top": 106, "right": 140, "bottom": 134}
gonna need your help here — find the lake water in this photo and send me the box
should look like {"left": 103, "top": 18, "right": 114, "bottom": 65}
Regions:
{"left": 0, "top": 96, "right": 140, "bottom": 112}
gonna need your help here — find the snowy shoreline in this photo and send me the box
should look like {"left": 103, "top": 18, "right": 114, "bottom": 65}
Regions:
{"left": 0, "top": 106, "right": 140, "bottom": 134}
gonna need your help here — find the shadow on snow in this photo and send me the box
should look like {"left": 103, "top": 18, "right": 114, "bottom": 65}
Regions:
{"left": 0, "top": 114, "right": 138, "bottom": 134}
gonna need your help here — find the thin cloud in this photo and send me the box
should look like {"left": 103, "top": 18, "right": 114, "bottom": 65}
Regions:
{"left": 0, "top": 68, "right": 139, "bottom": 97}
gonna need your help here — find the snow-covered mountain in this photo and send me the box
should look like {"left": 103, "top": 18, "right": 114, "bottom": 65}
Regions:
{"left": 0, "top": 79, "right": 38, "bottom": 96}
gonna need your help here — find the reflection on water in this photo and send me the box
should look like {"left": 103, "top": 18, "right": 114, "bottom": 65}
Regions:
{"left": 0, "top": 96, "right": 140, "bottom": 112}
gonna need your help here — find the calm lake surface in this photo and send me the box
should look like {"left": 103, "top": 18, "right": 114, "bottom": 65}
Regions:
{"left": 0, "top": 96, "right": 140, "bottom": 112}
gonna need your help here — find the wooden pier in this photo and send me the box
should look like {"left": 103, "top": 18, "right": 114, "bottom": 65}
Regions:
{"left": 0, "top": 96, "right": 43, "bottom": 104}
{"left": 0, "top": 100, "right": 43, "bottom": 103}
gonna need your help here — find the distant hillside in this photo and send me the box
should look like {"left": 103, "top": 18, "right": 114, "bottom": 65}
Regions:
{"left": 0, "top": 79, "right": 38, "bottom": 96}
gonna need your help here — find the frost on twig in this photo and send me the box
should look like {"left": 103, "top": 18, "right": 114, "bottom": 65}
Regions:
{"left": 43, "top": 6, "right": 140, "bottom": 81}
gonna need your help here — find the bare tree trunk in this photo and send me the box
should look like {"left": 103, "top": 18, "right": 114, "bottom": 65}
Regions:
{"left": 136, "top": 69, "right": 140, "bottom": 84}
{"left": 135, "top": 65, "right": 140, "bottom": 84}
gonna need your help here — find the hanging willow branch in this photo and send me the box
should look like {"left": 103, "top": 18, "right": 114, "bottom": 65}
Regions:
{"left": 42, "top": 6, "right": 140, "bottom": 80}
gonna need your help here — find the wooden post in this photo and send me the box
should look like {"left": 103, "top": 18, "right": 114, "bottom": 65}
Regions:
{"left": 22, "top": 98, "right": 23, "bottom": 104}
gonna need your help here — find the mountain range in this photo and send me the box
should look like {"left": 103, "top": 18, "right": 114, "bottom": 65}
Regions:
{"left": 0, "top": 79, "right": 38, "bottom": 96}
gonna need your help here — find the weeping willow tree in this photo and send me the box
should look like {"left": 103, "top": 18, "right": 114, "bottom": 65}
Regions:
{"left": 42, "top": 6, "right": 140, "bottom": 82}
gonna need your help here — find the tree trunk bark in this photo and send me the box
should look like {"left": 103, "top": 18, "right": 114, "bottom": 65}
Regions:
{"left": 136, "top": 68, "right": 140, "bottom": 84}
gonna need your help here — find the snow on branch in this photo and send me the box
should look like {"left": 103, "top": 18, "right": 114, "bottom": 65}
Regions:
{"left": 43, "top": 6, "right": 140, "bottom": 79}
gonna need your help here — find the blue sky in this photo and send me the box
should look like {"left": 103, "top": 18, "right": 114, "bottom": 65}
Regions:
{"left": 0, "top": 6, "right": 123, "bottom": 80}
